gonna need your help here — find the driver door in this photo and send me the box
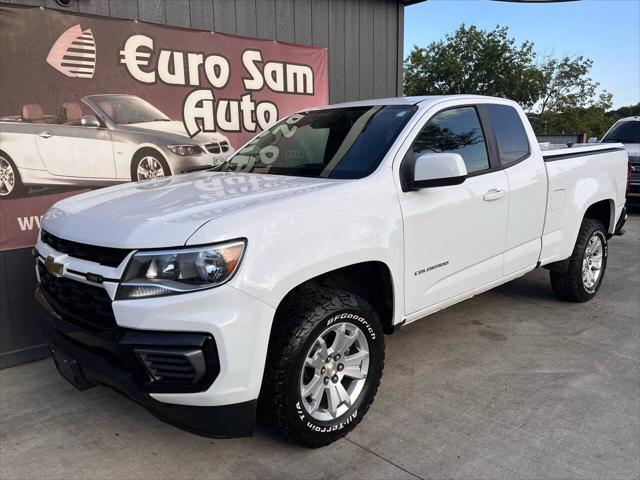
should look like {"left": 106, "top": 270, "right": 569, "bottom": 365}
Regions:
{"left": 36, "top": 107, "right": 115, "bottom": 179}
{"left": 399, "top": 105, "right": 509, "bottom": 315}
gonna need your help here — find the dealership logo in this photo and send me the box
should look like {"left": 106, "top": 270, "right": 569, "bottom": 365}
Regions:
{"left": 47, "top": 24, "right": 96, "bottom": 78}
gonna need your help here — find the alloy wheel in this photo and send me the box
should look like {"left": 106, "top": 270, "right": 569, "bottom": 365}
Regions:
{"left": 0, "top": 157, "right": 16, "bottom": 196}
{"left": 582, "top": 234, "right": 603, "bottom": 291}
{"left": 299, "top": 322, "right": 370, "bottom": 422}
{"left": 136, "top": 156, "right": 165, "bottom": 180}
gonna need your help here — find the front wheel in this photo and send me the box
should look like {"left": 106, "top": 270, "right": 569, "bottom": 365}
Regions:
{"left": 131, "top": 151, "right": 170, "bottom": 181}
{"left": 550, "top": 218, "right": 608, "bottom": 302}
{"left": 260, "top": 287, "right": 385, "bottom": 448}
{"left": 0, "top": 154, "right": 24, "bottom": 199}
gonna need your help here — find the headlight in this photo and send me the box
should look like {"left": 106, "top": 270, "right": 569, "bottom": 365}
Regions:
{"left": 117, "top": 240, "right": 245, "bottom": 300}
{"left": 168, "top": 144, "right": 203, "bottom": 156}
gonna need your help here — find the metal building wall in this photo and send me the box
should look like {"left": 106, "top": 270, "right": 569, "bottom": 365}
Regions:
{"left": 6, "top": 0, "right": 404, "bottom": 102}
{"left": 0, "top": 0, "right": 407, "bottom": 368}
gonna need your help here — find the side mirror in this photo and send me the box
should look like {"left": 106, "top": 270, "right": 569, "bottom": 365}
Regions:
{"left": 587, "top": 137, "right": 598, "bottom": 144}
{"left": 403, "top": 152, "right": 467, "bottom": 191}
{"left": 81, "top": 115, "right": 101, "bottom": 128}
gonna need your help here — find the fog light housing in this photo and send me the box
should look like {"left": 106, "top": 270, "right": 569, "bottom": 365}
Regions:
{"left": 135, "top": 348, "right": 206, "bottom": 384}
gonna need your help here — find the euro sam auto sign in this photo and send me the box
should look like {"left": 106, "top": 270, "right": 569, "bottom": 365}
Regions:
{"left": 0, "top": 5, "right": 328, "bottom": 250}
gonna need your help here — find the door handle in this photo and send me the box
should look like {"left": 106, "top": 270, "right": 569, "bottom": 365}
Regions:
{"left": 39, "top": 131, "right": 52, "bottom": 139}
{"left": 483, "top": 189, "right": 505, "bottom": 201}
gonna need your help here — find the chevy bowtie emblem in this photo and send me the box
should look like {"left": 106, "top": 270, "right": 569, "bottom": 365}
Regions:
{"left": 46, "top": 24, "right": 96, "bottom": 79}
{"left": 45, "top": 255, "right": 67, "bottom": 277}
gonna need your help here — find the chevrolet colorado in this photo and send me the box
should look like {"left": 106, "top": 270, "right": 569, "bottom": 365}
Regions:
{"left": 34, "top": 95, "right": 629, "bottom": 447}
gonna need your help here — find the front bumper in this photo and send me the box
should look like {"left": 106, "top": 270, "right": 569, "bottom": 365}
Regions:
{"left": 34, "top": 239, "right": 275, "bottom": 438}
{"left": 36, "top": 288, "right": 258, "bottom": 438}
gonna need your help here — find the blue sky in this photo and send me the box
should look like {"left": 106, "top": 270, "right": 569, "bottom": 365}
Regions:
{"left": 404, "top": 0, "right": 640, "bottom": 109}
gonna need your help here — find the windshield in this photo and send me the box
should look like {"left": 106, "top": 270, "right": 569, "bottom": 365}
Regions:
{"left": 92, "top": 95, "right": 170, "bottom": 124}
{"left": 222, "top": 105, "right": 417, "bottom": 179}
{"left": 602, "top": 121, "right": 640, "bottom": 144}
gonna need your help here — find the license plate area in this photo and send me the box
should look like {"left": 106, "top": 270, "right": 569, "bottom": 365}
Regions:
{"left": 50, "top": 346, "right": 94, "bottom": 391}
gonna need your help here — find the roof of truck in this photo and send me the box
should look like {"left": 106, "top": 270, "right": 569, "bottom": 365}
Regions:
{"left": 325, "top": 95, "right": 512, "bottom": 109}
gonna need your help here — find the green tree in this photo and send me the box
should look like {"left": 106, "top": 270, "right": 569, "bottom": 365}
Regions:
{"left": 536, "top": 55, "right": 601, "bottom": 116}
{"left": 531, "top": 56, "right": 615, "bottom": 137}
{"left": 403, "top": 24, "right": 544, "bottom": 108}
{"left": 606, "top": 103, "right": 640, "bottom": 122}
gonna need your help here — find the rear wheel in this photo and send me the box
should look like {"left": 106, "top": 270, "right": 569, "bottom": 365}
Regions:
{"left": 0, "top": 154, "right": 24, "bottom": 198}
{"left": 260, "top": 287, "right": 385, "bottom": 448}
{"left": 550, "top": 218, "right": 608, "bottom": 302}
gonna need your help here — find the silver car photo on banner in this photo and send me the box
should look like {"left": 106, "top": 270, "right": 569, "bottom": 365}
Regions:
{"left": 0, "top": 94, "right": 234, "bottom": 198}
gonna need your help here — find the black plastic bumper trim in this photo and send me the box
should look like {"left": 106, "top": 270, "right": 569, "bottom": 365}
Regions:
{"left": 35, "top": 289, "right": 255, "bottom": 438}
{"left": 614, "top": 206, "right": 627, "bottom": 236}
{"left": 48, "top": 327, "right": 255, "bottom": 438}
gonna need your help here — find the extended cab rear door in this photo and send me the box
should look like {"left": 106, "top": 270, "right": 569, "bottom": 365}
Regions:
{"left": 482, "top": 104, "right": 547, "bottom": 276}
{"left": 397, "top": 102, "right": 509, "bottom": 315}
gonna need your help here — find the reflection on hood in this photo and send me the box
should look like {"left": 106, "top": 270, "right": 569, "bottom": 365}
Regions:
{"left": 43, "top": 171, "right": 343, "bottom": 248}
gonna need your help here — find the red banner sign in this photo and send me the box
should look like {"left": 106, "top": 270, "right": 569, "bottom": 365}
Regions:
{"left": 0, "top": 5, "right": 328, "bottom": 251}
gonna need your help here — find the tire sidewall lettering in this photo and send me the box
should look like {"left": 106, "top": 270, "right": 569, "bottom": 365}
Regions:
{"left": 296, "top": 401, "right": 359, "bottom": 432}
{"left": 295, "top": 311, "right": 378, "bottom": 433}
{"left": 326, "top": 311, "right": 376, "bottom": 341}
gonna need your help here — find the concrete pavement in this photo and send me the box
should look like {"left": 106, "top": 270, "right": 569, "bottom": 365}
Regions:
{"left": 1, "top": 213, "right": 638, "bottom": 480}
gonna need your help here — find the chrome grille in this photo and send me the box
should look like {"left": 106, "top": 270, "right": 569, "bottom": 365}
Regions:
{"left": 205, "top": 143, "right": 221, "bottom": 154}
{"left": 205, "top": 141, "right": 230, "bottom": 154}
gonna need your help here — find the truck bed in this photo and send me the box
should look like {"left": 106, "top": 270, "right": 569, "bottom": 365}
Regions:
{"left": 540, "top": 142, "right": 626, "bottom": 161}
{"left": 539, "top": 142, "right": 628, "bottom": 267}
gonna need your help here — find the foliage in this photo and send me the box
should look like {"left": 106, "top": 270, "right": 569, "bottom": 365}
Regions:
{"left": 403, "top": 24, "right": 627, "bottom": 138}
{"left": 606, "top": 103, "right": 640, "bottom": 121}
{"left": 403, "top": 25, "right": 544, "bottom": 109}
{"left": 531, "top": 91, "right": 615, "bottom": 138}
{"left": 535, "top": 55, "right": 602, "bottom": 115}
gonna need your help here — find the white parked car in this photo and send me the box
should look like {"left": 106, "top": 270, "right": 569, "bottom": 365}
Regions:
{"left": 34, "top": 95, "right": 629, "bottom": 447}
{"left": 0, "top": 94, "right": 233, "bottom": 198}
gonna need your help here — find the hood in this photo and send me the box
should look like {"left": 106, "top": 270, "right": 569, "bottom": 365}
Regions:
{"left": 116, "top": 121, "right": 227, "bottom": 144}
{"left": 42, "top": 172, "right": 342, "bottom": 249}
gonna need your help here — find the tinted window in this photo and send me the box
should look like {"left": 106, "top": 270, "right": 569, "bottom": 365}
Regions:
{"left": 224, "top": 105, "right": 417, "bottom": 179}
{"left": 412, "top": 107, "right": 489, "bottom": 174}
{"left": 602, "top": 120, "right": 640, "bottom": 144}
{"left": 486, "top": 104, "right": 530, "bottom": 165}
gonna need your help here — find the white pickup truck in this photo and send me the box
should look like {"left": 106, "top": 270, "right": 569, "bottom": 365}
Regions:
{"left": 34, "top": 95, "right": 629, "bottom": 447}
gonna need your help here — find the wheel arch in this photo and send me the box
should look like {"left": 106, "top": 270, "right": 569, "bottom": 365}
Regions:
{"left": 583, "top": 198, "right": 615, "bottom": 235}
{"left": 545, "top": 199, "right": 614, "bottom": 274}
{"left": 131, "top": 146, "right": 172, "bottom": 176}
{"left": 273, "top": 261, "right": 396, "bottom": 335}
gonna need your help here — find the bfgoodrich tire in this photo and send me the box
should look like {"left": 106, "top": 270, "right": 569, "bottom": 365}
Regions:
{"left": 260, "top": 287, "right": 385, "bottom": 448}
{"left": 550, "top": 218, "right": 608, "bottom": 302}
